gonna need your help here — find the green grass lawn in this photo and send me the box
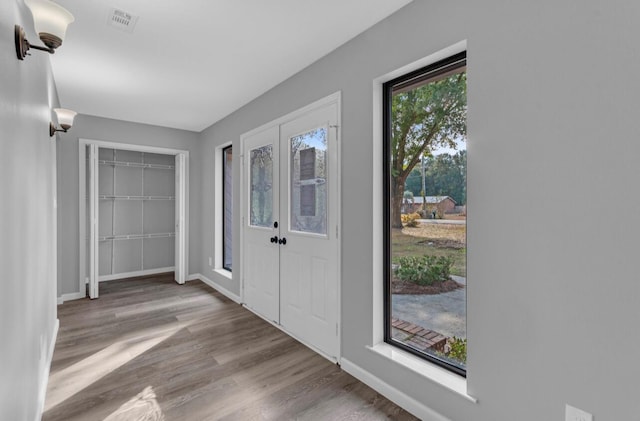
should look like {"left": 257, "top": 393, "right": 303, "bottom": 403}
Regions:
{"left": 391, "top": 227, "right": 466, "bottom": 277}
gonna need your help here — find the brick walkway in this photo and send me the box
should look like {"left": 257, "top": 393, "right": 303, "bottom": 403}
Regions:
{"left": 391, "top": 318, "right": 447, "bottom": 353}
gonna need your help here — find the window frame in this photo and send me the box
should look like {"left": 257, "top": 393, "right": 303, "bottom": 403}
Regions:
{"left": 222, "top": 145, "right": 233, "bottom": 272}
{"left": 382, "top": 51, "right": 467, "bottom": 377}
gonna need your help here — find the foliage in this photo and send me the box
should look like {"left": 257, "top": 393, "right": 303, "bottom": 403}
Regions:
{"left": 446, "top": 337, "right": 467, "bottom": 364}
{"left": 390, "top": 70, "right": 467, "bottom": 228}
{"left": 400, "top": 212, "right": 421, "bottom": 227}
{"left": 405, "top": 150, "right": 467, "bottom": 205}
{"left": 394, "top": 255, "right": 453, "bottom": 285}
{"left": 391, "top": 228, "right": 466, "bottom": 277}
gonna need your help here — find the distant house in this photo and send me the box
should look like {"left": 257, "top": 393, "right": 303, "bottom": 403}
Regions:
{"left": 407, "top": 196, "right": 457, "bottom": 215}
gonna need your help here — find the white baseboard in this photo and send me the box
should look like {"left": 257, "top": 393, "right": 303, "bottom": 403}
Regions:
{"left": 99, "top": 267, "right": 175, "bottom": 282}
{"left": 36, "top": 318, "right": 59, "bottom": 421}
{"left": 340, "top": 357, "right": 451, "bottom": 421}
{"left": 57, "top": 292, "right": 86, "bottom": 305}
{"left": 187, "top": 273, "right": 241, "bottom": 304}
{"left": 61, "top": 268, "right": 179, "bottom": 304}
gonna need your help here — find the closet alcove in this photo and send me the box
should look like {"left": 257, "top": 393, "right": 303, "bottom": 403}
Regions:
{"left": 79, "top": 140, "right": 189, "bottom": 299}
{"left": 98, "top": 148, "right": 175, "bottom": 278}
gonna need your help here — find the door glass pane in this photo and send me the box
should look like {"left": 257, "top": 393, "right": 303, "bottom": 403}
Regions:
{"left": 290, "top": 127, "right": 327, "bottom": 235}
{"left": 250, "top": 145, "right": 273, "bottom": 227}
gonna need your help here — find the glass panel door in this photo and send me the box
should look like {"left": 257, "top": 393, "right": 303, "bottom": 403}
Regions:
{"left": 289, "top": 127, "right": 328, "bottom": 236}
{"left": 249, "top": 145, "right": 274, "bottom": 228}
{"left": 243, "top": 126, "right": 280, "bottom": 323}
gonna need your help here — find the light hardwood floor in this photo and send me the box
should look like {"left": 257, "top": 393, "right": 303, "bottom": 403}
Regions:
{"left": 44, "top": 275, "right": 418, "bottom": 420}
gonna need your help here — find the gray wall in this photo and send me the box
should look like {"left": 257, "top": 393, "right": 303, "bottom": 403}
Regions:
{"left": 57, "top": 115, "right": 201, "bottom": 295}
{"left": 199, "top": 1, "right": 640, "bottom": 419}
{"left": 0, "top": 0, "right": 59, "bottom": 419}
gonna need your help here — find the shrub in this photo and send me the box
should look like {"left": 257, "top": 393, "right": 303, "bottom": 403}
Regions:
{"left": 446, "top": 337, "right": 467, "bottom": 364}
{"left": 401, "top": 212, "right": 421, "bottom": 227}
{"left": 394, "top": 255, "right": 453, "bottom": 285}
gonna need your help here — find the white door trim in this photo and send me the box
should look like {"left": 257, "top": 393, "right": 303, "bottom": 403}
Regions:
{"left": 174, "top": 153, "right": 187, "bottom": 284}
{"left": 88, "top": 144, "right": 99, "bottom": 298}
{"left": 239, "top": 91, "right": 342, "bottom": 362}
{"left": 240, "top": 92, "right": 342, "bottom": 141}
{"left": 78, "top": 138, "right": 190, "bottom": 297}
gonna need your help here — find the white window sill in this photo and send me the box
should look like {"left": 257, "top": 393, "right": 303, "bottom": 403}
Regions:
{"left": 213, "top": 268, "right": 232, "bottom": 280}
{"left": 367, "top": 343, "right": 477, "bottom": 403}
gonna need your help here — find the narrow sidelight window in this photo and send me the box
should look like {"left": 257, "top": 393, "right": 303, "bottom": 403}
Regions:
{"left": 383, "top": 52, "right": 467, "bottom": 375}
{"left": 223, "top": 145, "right": 233, "bottom": 271}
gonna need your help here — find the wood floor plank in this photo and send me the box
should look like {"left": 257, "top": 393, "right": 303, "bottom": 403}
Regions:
{"left": 44, "top": 275, "right": 418, "bottom": 421}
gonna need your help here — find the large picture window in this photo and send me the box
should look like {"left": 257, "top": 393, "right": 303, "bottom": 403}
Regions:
{"left": 383, "top": 52, "right": 467, "bottom": 375}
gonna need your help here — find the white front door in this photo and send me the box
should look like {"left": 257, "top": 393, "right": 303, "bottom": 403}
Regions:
{"left": 278, "top": 103, "right": 339, "bottom": 359}
{"left": 242, "top": 96, "right": 340, "bottom": 360}
{"left": 243, "top": 125, "right": 281, "bottom": 323}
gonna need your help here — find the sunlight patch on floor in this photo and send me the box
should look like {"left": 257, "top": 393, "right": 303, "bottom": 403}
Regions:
{"left": 103, "top": 386, "right": 164, "bottom": 421}
{"left": 45, "top": 322, "right": 187, "bottom": 412}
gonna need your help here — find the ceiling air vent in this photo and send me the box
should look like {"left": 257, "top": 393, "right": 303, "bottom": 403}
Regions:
{"left": 107, "top": 8, "right": 139, "bottom": 34}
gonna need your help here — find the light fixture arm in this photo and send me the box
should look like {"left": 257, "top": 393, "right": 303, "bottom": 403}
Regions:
{"left": 49, "top": 122, "right": 70, "bottom": 137}
{"left": 28, "top": 43, "right": 56, "bottom": 54}
{"left": 15, "top": 25, "right": 57, "bottom": 59}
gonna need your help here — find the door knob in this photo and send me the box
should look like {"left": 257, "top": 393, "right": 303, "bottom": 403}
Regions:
{"left": 278, "top": 237, "right": 287, "bottom": 245}
{"left": 270, "top": 236, "right": 278, "bottom": 243}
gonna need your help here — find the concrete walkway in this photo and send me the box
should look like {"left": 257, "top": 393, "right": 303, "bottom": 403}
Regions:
{"left": 391, "top": 275, "right": 466, "bottom": 339}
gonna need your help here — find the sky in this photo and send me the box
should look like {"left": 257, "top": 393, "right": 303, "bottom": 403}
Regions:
{"left": 432, "top": 135, "right": 466, "bottom": 156}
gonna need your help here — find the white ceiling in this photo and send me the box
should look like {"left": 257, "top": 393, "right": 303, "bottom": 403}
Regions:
{"left": 47, "top": 0, "right": 413, "bottom": 132}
